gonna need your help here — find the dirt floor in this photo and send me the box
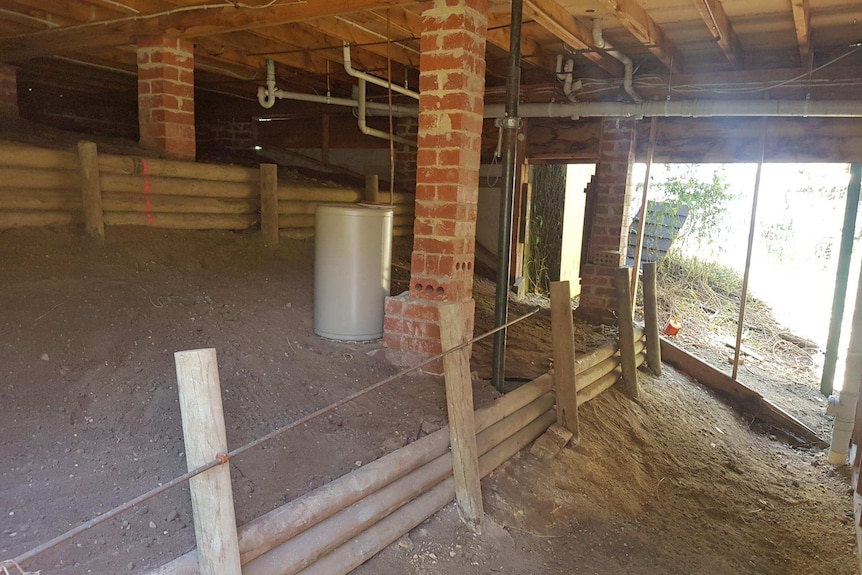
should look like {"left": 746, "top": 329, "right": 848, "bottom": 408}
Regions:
{"left": 0, "top": 227, "right": 857, "bottom": 574}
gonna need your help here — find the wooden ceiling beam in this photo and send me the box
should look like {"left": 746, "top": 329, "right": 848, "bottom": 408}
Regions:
{"left": 486, "top": 12, "right": 552, "bottom": 71}
{"left": 523, "top": 0, "right": 624, "bottom": 76}
{"left": 690, "top": 0, "right": 743, "bottom": 67}
{"left": 597, "top": 0, "right": 683, "bottom": 73}
{"left": 301, "top": 17, "right": 421, "bottom": 68}
{"left": 0, "top": 0, "right": 418, "bottom": 62}
{"left": 790, "top": 0, "right": 811, "bottom": 62}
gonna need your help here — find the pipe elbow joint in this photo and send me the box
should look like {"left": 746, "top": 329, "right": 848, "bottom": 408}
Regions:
{"left": 257, "top": 86, "right": 277, "bottom": 109}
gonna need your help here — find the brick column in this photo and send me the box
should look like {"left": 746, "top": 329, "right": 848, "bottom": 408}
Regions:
{"left": 0, "top": 64, "right": 18, "bottom": 118}
{"left": 578, "top": 118, "right": 637, "bottom": 322}
{"left": 383, "top": 0, "right": 489, "bottom": 371}
{"left": 137, "top": 35, "right": 195, "bottom": 161}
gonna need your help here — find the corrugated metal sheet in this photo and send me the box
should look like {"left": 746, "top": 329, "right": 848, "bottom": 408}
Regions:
{"left": 626, "top": 201, "right": 689, "bottom": 267}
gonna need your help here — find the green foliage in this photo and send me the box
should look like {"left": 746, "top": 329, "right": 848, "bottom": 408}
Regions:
{"left": 528, "top": 164, "right": 567, "bottom": 294}
{"left": 645, "top": 168, "right": 735, "bottom": 249}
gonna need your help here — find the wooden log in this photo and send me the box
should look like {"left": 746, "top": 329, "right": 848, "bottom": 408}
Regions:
{"left": 0, "top": 141, "right": 77, "bottom": 169}
{"left": 642, "top": 261, "right": 662, "bottom": 375}
{"left": 614, "top": 267, "right": 640, "bottom": 399}
{"left": 243, "top": 394, "right": 554, "bottom": 575}
{"left": 279, "top": 228, "right": 315, "bottom": 240}
{"left": 104, "top": 212, "right": 257, "bottom": 230}
{"left": 574, "top": 341, "right": 618, "bottom": 374}
{"left": 296, "top": 410, "right": 556, "bottom": 575}
{"left": 174, "top": 349, "right": 242, "bottom": 575}
{"left": 77, "top": 141, "right": 104, "bottom": 240}
{"left": 278, "top": 185, "right": 362, "bottom": 203}
{"left": 101, "top": 193, "right": 258, "bottom": 214}
{"left": 99, "top": 153, "right": 259, "bottom": 182}
{"left": 0, "top": 189, "right": 80, "bottom": 211}
{"left": 577, "top": 351, "right": 647, "bottom": 405}
{"left": 365, "top": 174, "right": 380, "bottom": 204}
{"left": 260, "top": 163, "right": 279, "bottom": 247}
{"left": 277, "top": 213, "right": 412, "bottom": 229}
{"left": 438, "top": 302, "right": 484, "bottom": 532}
{"left": 0, "top": 211, "right": 81, "bottom": 228}
{"left": 278, "top": 202, "right": 414, "bottom": 216}
{"left": 0, "top": 167, "right": 80, "bottom": 189}
{"left": 549, "top": 281, "right": 579, "bottom": 439}
{"left": 100, "top": 173, "right": 258, "bottom": 199}
{"left": 576, "top": 354, "right": 621, "bottom": 391}
{"left": 148, "top": 374, "right": 554, "bottom": 575}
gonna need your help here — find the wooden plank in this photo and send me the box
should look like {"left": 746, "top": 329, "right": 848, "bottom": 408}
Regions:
{"left": 614, "top": 267, "right": 640, "bottom": 399}
{"left": 260, "top": 163, "right": 279, "bottom": 247}
{"left": 597, "top": 0, "right": 683, "bottom": 72}
{"left": 690, "top": 0, "right": 743, "bottom": 67}
{"left": 174, "top": 349, "right": 242, "bottom": 575}
{"left": 642, "top": 261, "right": 662, "bottom": 376}
{"left": 77, "top": 141, "right": 104, "bottom": 240}
{"left": 101, "top": 193, "right": 258, "bottom": 215}
{"left": 790, "top": 0, "right": 811, "bottom": 62}
{"left": 523, "top": 0, "right": 624, "bottom": 76}
{"left": 438, "top": 302, "right": 484, "bottom": 533}
{"left": 549, "top": 281, "right": 579, "bottom": 439}
{"left": 659, "top": 336, "right": 827, "bottom": 447}
{"left": 0, "top": 0, "right": 418, "bottom": 60}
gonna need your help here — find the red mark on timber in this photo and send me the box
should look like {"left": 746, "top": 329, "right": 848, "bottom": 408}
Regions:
{"left": 142, "top": 158, "right": 154, "bottom": 226}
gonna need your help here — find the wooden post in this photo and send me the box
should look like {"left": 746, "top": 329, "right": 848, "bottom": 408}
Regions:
{"left": 438, "top": 302, "right": 484, "bottom": 532}
{"left": 260, "top": 163, "right": 279, "bottom": 246}
{"left": 614, "top": 267, "right": 640, "bottom": 399}
{"left": 174, "top": 349, "right": 242, "bottom": 575}
{"left": 549, "top": 281, "right": 579, "bottom": 440}
{"left": 630, "top": 117, "right": 659, "bottom": 306}
{"left": 732, "top": 117, "right": 768, "bottom": 380}
{"left": 365, "top": 174, "right": 380, "bottom": 204}
{"left": 77, "top": 141, "right": 104, "bottom": 240}
{"left": 642, "top": 261, "right": 662, "bottom": 376}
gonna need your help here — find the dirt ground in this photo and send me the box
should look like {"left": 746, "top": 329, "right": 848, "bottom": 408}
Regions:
{"left": 0, "top": 227, "right": 857, "bottom": 575}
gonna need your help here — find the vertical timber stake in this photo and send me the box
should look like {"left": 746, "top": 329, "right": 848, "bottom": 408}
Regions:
{"left": 260, "top": 163, "right": 279, "bottom": 247}
{"left": 174, "top": 349, "right": 242, "bottom": 575}
{"left": 77, "top": 141, "right": 104, "bottom": 240}
{"left": 614, "top": 267, "right": 640, "bottom": 399}
{"left": 642, "top": 261, "right": 662, "bottom": 376}
{"left": 550, "top": 281, "right": 580, "bottom": 439}
{"left": 438, "top": 302, "right": 484, "bottom": 532}
{"left": 365, "top": 174, "right": 380, "bottom": 204}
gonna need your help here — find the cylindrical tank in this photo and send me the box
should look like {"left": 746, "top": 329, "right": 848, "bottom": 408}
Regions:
{"left": 314, "top": 203, "right": 394, "bottom": 341}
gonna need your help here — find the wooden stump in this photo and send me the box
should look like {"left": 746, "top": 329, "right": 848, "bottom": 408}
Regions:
{"left": 549, "top": 281, "right": 579, "bottom": 441}
{"left": 77, "top": 141, "right": 104, "bottom": 240}
{"left": 260, "top": 163, "right": 279, "bottom": 246}
{"left": 614, "top": 267, "right": 640, "bottom": 399}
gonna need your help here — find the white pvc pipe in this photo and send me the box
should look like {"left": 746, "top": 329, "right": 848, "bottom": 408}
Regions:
{"left": 357, "top": 80, "right": 417, "bottom": 147}
{"left": 482, "top": 99, "right": 862, "bottom": 119}
{"left": 342, "top": 43, "right": 419, "bottom": 101}
{"left": 257, "top": 59, "right": 277, "bottom": 109}
{"left": 592, "top": 19, "right": 642, "bottom": 104}
{"left": 828, "top": 255, "right": 862, "bottom": 464}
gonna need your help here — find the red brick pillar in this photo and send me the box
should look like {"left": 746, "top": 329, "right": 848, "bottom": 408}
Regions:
{"left": 578, "top": 118, "right": 637, "bottom": 322}
{"left": 383, "top": 0, "right": 489, "bottom": 371}
{"left": 137, "top": 35, "right": 195, "bottom": 161}
{"left": 0, "top": 64, "right": 18, "bottom": 118}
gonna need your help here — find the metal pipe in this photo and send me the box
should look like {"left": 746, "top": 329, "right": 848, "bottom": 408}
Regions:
{"left": 357, "top": 79, "right": 417, "bottom": 147}
{"left": 483, "top": 99, "right": 862, "bottom": 119}
{"left": 592, "top": 19, "right": 642, "bottom": 104}
{"left": 828, "top": 247, "right": 862, "bottom": 464}
{"left": 731, "top": 117, "right": 767, "bottom": 380}
{"left": 492, "top": 0, "right": 525, "bottom": 392}
{"left": 821, "top": 164, "right": 862, "bottom": 396}
{"left": 342, "top": 43, "right": 419, "bottom": 100}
